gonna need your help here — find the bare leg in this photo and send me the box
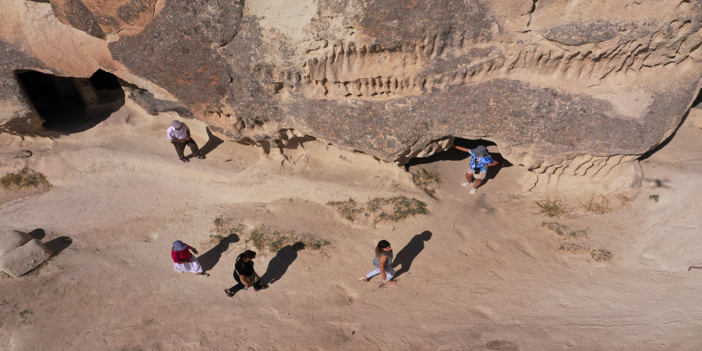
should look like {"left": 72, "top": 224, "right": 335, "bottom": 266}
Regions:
{"left": 473, "top": 179, "right": 483, "bottom": 189}
{"left": 465, "top": 173, "right": 474, "bottom": 183}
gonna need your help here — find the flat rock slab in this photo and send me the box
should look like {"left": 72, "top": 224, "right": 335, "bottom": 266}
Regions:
{"left": 0, "top": 230, "right": 32, "bottom": 257}
{"left": 0, "top": 239, "right": 53, "bottom": 278}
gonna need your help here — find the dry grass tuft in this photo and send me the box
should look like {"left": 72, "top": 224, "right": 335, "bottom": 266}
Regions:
{"left": 542, "top": 222, "right": 588, "bottom": 238}
{"left": 581, "top": 196, "right": 612, "bottom": 214}
{"left": 536, "top": 198, "right": 568, "bottom": 217}
{"left": 249, "top": 226, "right": 329, "bottom": 253}
{"left": 328, "top": 196, "right": 428, "bottom": 223}
{"left": 412, "top": 168, "right": 440, "bottom": 197}
{"left": 210, "top": 217, "right": 245, "bottom": 242}
{"left": 1, "top": 167, "right": 51, "bottom": 190}
{"left": 559, "top": 243, "right": 613, "bottom": 262}
{"left": 326, "top": 198, "right": 364, "bottom": 222}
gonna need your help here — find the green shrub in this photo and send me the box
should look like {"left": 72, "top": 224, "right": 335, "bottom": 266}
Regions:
{"left": 536, "top": 198, "right": 568, "bottom": 217}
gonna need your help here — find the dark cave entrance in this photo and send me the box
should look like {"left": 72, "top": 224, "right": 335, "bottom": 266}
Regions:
{"left": 405, "top": 137, "right": 512, "bottom": 188}
{"left": 15, "top": 69, "right": 125, "bottom": 133}
{"left": 405, "top": 138, "right": 509, "bottom": 167}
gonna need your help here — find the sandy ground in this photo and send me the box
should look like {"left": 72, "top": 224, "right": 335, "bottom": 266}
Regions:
{"left": 1, "top": 99, "right": 702, "bottom": 351}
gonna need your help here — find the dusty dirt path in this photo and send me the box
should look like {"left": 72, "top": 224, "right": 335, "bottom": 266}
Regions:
{"left": 1, "top": 101, "right": 702, "bottom": 350}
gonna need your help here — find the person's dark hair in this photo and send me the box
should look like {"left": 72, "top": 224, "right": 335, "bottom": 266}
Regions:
{"left": 375, "top": 240, "right": 391, "bottom": 258}
{"left": 237, "top": 250, "right": 256, "bottom": 261}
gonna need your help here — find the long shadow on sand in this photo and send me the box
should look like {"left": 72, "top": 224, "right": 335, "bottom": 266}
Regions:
{"left": 260, "top": 242, "right": 305, "bottom": 286}
{"left": 27, "top": 228, "right": 72, "bottom": 254}
{"left": 392, "top": 231, "right": 432, "bottom": 278}
{"left": 199, "top": 127, "right": 224, "bottom": 156}
{"left": 198, "top": 234, "right": 239, "bottom": 272}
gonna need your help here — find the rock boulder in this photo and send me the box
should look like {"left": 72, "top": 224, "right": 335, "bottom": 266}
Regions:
{"left": 2, "top": 0, "right": 702, "bottom": 192}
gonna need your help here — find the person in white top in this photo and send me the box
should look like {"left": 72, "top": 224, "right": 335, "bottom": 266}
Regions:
{"left": 167, "top": 120, "right": 205, "bottom": 163}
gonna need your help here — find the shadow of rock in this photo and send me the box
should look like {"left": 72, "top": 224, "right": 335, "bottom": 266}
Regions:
{"left": 44, "top": 236, "right": 73, "bottom": 254}
{"left": 27, "top": 228, "right": 46, "bottom": 240}
{"left": 392, "top": 231, "right": 432, "bottom": 278}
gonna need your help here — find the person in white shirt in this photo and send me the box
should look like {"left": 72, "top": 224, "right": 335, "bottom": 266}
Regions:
{"left": 167, "top": 120, "right": 205, "bottom": 163}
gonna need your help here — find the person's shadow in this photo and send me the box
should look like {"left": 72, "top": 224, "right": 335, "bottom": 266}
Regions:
{"left": 198, "top": 234, "right": 239, "bottom": 272}
{"left": 260, "top": 242, "right": 305, "bottom": 285}
{"left": 392, "top": 231, "right": 432, "bottom": 278}
{"left": 198, "top": 127, "right": 224, "bottom": 156}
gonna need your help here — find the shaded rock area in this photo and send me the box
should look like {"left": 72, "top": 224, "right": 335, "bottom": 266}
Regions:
{"left": 0, "top": 230, "right": 53, "bottom": 278}
{"left": 2, "top": 0, "right": 702, "bottom": 192}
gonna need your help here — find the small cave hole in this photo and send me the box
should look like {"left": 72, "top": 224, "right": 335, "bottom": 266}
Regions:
{"left": 404, "top": 137, "right": 512, "bottom": 189}
{"left": 15, "top": 69, "right": 125, "bottom": 132}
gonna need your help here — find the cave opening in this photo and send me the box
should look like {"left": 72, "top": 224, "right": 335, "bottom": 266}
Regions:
{"left": 405, "top": 138, "right": 507, "bottom": 167}
{"left": 15, "top": 69, "right": 125, "bottom": 132}
{"left": 405, "top": 137, "right": 512, "bottom": 188}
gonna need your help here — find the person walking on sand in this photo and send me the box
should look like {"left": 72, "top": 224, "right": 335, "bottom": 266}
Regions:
{"left": 171, "top": 240, "right": 209, "bottom": 277}
{"left": 455, "top": 145, "right": 498, "bottom": 194}
{"left": 167, "top": 120, "right": 205, "bottom": 163}
{"left": 359, "top": 240, "right": 397, "bottom": 285}
{"left": 224, "top": 250, "right": 268, "bottom": 297}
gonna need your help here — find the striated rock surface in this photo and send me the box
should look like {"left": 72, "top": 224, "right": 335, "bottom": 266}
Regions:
{"left": 2, "top": 0, "right": 702, "bottom": 192}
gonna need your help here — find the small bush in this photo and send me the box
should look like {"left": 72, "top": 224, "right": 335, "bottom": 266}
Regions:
{"left": 542, "top": 222, "right": 588, "bottom": 238}
{"left": 371, "top": 196, "right": 428, "bottom": 223}
{"left": 412, "top": 168, "right": 440, "bottom": 197}
{"left": 210, "top": 217, "right": 245, "bottom": 242}
{"left": 581, "top": 197, "right": 612, "bottom": 214}
{"left": 249, "top": 226, "right": 329, "bottom": 253}
{"left": 1, "top": 167, "right": 50, "bottom": 190}
{"left": 559, "top": 243, "right": 613, "bottom": 262}
{"left": 590, "top": 249, "right": 613, "bottom": 262}
{"left": 327, "top": 198, "right": 363, "bottom": 222}
{"left": 649, "top": 194, "right": 659, "bottom": 202}
{"left": 536, "top": 198, "right": 568, "bottom": 217}
{"left": 328, "top": 196, "right": 428, "bottom": 223}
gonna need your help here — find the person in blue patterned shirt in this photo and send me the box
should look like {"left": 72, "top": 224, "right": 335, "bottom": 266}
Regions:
{"left": 455, "top": 145, "right": 498, "bottom": 194}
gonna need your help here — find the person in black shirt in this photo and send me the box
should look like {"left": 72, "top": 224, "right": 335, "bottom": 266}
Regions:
{"left": 225, "top": 250, "right": 268, "bottom": 297}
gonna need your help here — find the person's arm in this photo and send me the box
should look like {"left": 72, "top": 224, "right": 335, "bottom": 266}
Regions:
{"left": 379, "top": 256, "right": 388, "bottom": 281}
{"left": 168, "top": 130, "right": 187, "bottom": 143}
{"left": 186, "top": 128, "right": 191, "bottom": 141}
{"left": 187, "top": 246, "right": 198, "bottom": 255}
{"left": 454, "top": 146, "right": 470, "bottom": 152}
{"left": 488, "top": 160, "right": 498, "bottom": 167}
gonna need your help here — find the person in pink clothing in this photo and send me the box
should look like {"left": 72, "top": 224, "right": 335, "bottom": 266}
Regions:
{"left": 171, "top": 240, "right": 209, "bottom": 277}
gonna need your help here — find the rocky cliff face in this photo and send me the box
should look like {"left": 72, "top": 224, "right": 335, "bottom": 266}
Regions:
{"left": 2, "top": 0, "right": 702, "bottom": 193}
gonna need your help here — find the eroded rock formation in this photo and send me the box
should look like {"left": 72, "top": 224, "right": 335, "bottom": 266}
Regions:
{"left": 2, "top": 0, "right": 702, "bottom": 193}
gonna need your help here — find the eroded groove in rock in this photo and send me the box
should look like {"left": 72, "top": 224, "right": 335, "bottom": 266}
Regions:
{"left": 263, "top": 16, "right": 702, "bottom": 101}
{"left": 3, "top": 0, "right": 702, "bottom": 193}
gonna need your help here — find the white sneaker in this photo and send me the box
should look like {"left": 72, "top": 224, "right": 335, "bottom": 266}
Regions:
{"left": 469, "top": 188, "right": 477, "bottom": 194}
{"left": 461, "top": 181, "right": 471, "bottom": 187}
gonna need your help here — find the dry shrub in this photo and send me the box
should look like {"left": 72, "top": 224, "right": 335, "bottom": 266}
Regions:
{"left": 542, "top": 222, "right": 588, "bottom": 238}
{"left": 326, "top": 198, "right": 363, "bottom": 222}
{"left": 536, "top": 198, "right": 569, "bottom": 217}
{"left": 210, "top": 217, "right": 245, "bottom": 242}
{"left": 1, "top": 167, "right": 50, "bottom": 190}
{"left": 412, "top": 168, "right": 440, "bottom": 197}
{"left": 328, "top": 196, "right": 428, "bottom": 223}
{"left": 581, "top": 196, "right": 612, "bottom": 214}
{"left": 559, "top": 243, "right": 613, "bottom": 262}
{"left": 249, "top": 226, "right": 329, "bottom": 253}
